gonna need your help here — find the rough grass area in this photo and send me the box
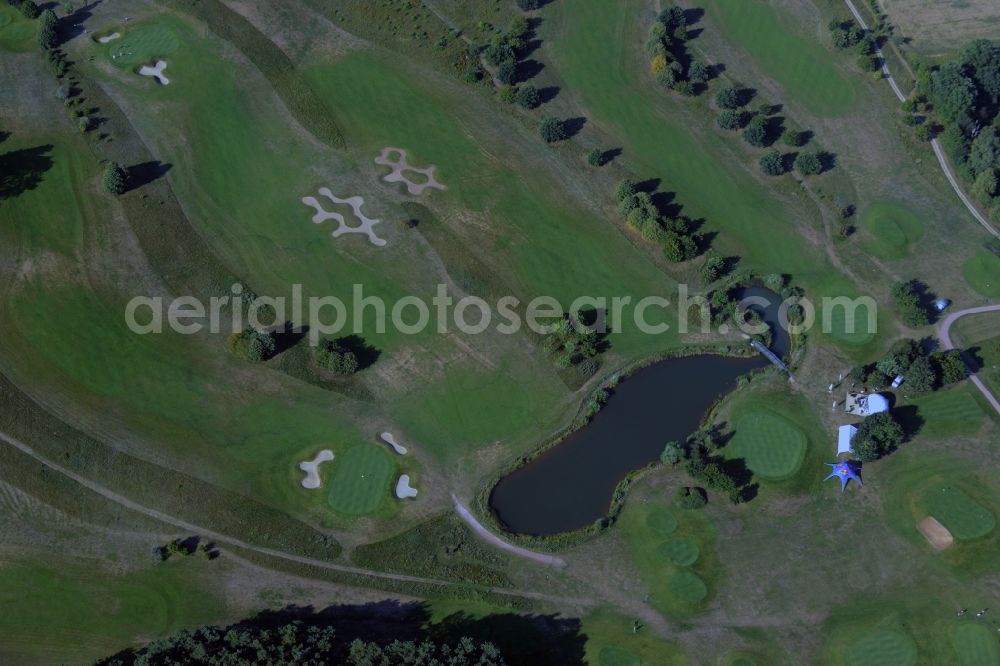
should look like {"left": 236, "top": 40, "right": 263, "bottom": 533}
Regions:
{"left": 952, "top": 623, "right": 1000, "bottom": 666}
{"left": 731, "top": 411, "right": 807, "bottom": 481}
{"left": 923, "top": 486, "right": 996, "bottom": 541}
{"left": 705, "top": 0, "right": 856, "bottom": 115}
{"left": 326, "top": 445, "right": 395, "bottom": 515}
{"left": 581, "top": 609, "right": 689, "bottom": 666}
{"left": 859, "top": 202, "right": 925, "bottom": 260}
{"left": 962, "top": 251, "right": 1000, "bottom": 298}
{"left": 351, "top": 515, "right": 512, "bottom": 588}
{"left": 882, "top": 0, "right": 1000, "bottom": 61}
{"left": 106, "top": 22, "right": 180, "bottom": 67}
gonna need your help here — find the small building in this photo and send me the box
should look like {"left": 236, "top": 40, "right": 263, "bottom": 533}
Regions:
{"left": 845, "top": 392, "right": 890, "bottom": 417}
{"left": 837, "top": 424, "right": 858, "bottom": 456}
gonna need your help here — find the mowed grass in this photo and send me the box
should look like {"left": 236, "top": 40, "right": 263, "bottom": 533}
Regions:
{"left": 845, "top": 628, "right": 918, "bottom": 666}
{"left": 106, "top": 21, "right": 180, "bottom": 67}
{"left": 326, "top": 444, "right": 395, "bottom": 515}
{"left": 908, "top": 386, "right": 986, "bottom": 437}
{"left": 953, "top": 623, "right": 1000, "bottom": 666}
{"left": 923, "top": 486, "right": 996, "bottom": 541}
{"left": 581, "top": 609, "right": 689, "bottom": 666}
{"left": 619, "top": 499, "right": 717, "bottom": 618}
{"left": 962, "top": 250, "right": 1000, "bottom": 298}
{"left": 705, "top": 1, "right": 857, "bottom": 115}
{"left": 0, "top": 559, "right": 227, "bottom": 664}
{"left": 730, "top": 411, "right": 807, "bottom": 481}
{"left": 859, "top": 202, "right": 926, "bottom": 260}
{"left": 0, "top": 5, "right": 35, "bottom": 52}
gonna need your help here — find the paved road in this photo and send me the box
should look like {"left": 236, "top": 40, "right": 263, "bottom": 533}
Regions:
{"left": 0, "top": 426, "right": 587, "bottom": 606}
{"left": 452, "top": 495, "right": 567, "bottom": 568}
{"left": 843, "top": 0, "right": 1000, "bottom": 240}
{"left": 936, "top": 305, "right": 1000, "bottom": 416}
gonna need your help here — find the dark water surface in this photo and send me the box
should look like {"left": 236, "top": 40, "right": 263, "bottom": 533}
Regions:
{"left": 489, "top": 354, "right": 767, "bottom": 535}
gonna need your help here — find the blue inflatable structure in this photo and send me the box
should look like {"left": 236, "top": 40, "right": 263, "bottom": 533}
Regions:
{"left": 825, "top": 460, "right": 862, "bottom": 491}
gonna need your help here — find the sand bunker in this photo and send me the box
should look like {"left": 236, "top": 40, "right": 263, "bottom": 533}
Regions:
{"left": 918, "top": 516, "right": 954, "bottom": 551}
{"left": 375, "top": 147, "right": 445, "bottom": 195}
{"left": 395, "top": 474, "right": 418, "bottom": 499}
{"left": 301, "top": 188, "right": 386, "bottom": 247}
{"left": 137, "top": 60, "right": 169, "bottom": 85}
{"left": 298, "top": 449, "right": 334, "bottom": 489}
{"left": 380, "top": 432, "right": 407, "bottom": 455}
{"left": 98, "top": 32, "right": 121, "bottom": 44}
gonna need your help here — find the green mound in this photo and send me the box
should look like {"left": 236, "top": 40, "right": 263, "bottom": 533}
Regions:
{"left": 963, "top": 251, "right": 1000, "bottom": 298}
{"left": 860, "top": 202, "right": 925, "bottom": 260}
{"left": 598, "top": 646, "right": 640, "bottom": 666}
{"left": 845, "top": 628, "right": 918, "bottom": 666}
{"left": 824, "top": 299, "right": 877, "bottom": 346}
{"left": 731, "top": 411, "right": 807, "bottom": 481}
{"left": 924, "top": 486, "right": 996, "bottom": 541}
{"left": 108, "top": 23, "right": 180, "bottom": 68}
{"left": 0, "top": 11, "right": 11, "bottom": 28}
{"left": 910, "top": 389, "right": 985, "bottom": 437}
{"left": 0, "top": 15, "right": 34, "bottom": 51}
{"left": 326, "top": 445, "right": 395, "bottom": 515}
{"left": 669, "top": 572, "right": 708, "bottom": 603}
{"left": 658, "top": 538, "right": 700, "bottom": 567}
{"left": 646, "top": 510, "right": 678, "bottom": 536}
{"left": 953, "top": 623, "right": 1000, "bottom": 666}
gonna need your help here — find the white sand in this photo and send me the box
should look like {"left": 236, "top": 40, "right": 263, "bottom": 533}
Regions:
{"left": 395, "top": 474, "right": 418, "bottom": 499}
{"left": 138, "top": 60, "right": 169, "bottom": 85}
{"left": 380, "top": 432, "right": 407, "bottom": 455}
{"left": 298, "top": 449, "right": 334, "bottom": 489}
{"left": 375, "top": 147, "right": 445, "bottom": 195}
{"left": 301, "top": 188, "right": 386, "bottom": 247}
{"left": 98, "top": 32, "right": 121, "bottom": 44}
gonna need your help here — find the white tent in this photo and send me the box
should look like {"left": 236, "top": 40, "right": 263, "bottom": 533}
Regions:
{"left": 838, "top": 425, "right": 858, "bottom": 456}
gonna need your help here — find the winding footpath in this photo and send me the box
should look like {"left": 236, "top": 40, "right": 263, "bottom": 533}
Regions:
{"left": 843, "top": 0, "right": 1000, "bottom": 240}
{"left": 936, "top": 305, "right": 1000, "bottom": 416}
{"left": 452, "top": 495, "right": 566, "bottom": 568}
{"left": 0, "top": 426, "right": 585, "bottom": 606}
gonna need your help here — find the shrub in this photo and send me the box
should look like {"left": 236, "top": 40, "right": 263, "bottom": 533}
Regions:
{"left": 483, "top": 42, "right": 515, "bottom": 67}
{"left": 905, "top": 355, "right": 937, "bottom": 394}
{"left": 20, "top": 0, "right": 39, "bottom": 18}
{"left": 37, "top": 9, "right": 58, "bottom": 49}
{"left": 715, "top": 86, "right": 743, "bottom": 109}
{"left": 858, "top": 53, "right": 881, "bottom": 72}
{"left": 972, "top": 168, "right": 998, "bottom": 205}
{"left": 701, "top": 255, "right": 725, "bottom": 282}
{"left": 539, "top": 116, "right": 566, "bottom": 143}
{"left": 794, "top": 151, "right": 824, "bottom": 176}
{"left": 935, "top": 350, "right": 967, "bottom": 385}
{"left": 498, "top": 84, "right": 516, "bottom": 104}
{"left": 851, "top": 412, "right": 904, "bottom": 462}
{"left": 515, "top": 0, "right": 539, "bottom": 9}
{"left": 675, "top": 486, "right": 707, "bottom": 509}
{"left": 587, "top": 148, "right": 605, "bottom": 166}
{"left": 650, "top": 53, "right": 668, "bottom": 76}
{"left": 742, "top": 115, "right": 768, "bottom": 147}
{"left": 759, "top": 150, "right": 785, "bottom": 175}
{"left": 228, "top": 327, "right": 276, "bottom": 362}
{"left": 716, "top": 109, "right": 743, "bottom": 130}
{"left": 687, "top": 61, "right": 709, "bottom": 83}
{"left": 891, "top": 280, "right": 930, "bottom": 327}
{"left": 614, "top": 178, "right": 637, "bottom": 202}
{"left": 782, "top": 129, "right": 805, "bottom": 147}
{"left": 102, "top": 162, "right": 128, "bottom": 194}
{"left": 316, "top": 340, "right": 360, "bottom": 375}
{"left": 914, "top": 124, "right": 931, "bottom": 142}
{"left": 661, "top": 441, "right": 683, "bottom": 465}
{"left": 496, "top": 60, "right": 517, "bottom": 85}
{"left": 514, "top": 83, "right": 540, "bottom": 109}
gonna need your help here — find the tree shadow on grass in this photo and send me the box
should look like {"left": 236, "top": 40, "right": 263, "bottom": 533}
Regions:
{"left": 0, "top": 144, "right": 55, "bottom": 201}
{"left": 336, "top": 334, "right": 381, "bottom": 370}
{"left": 127, "top": 160, "right": 172, "bottom": 191}
{"left": 538, "top": 85, "right": 560, "bottom": 104}
{"left": 894, "top": 405, "right": 925, "bottom": 440}
{"left": 562, "top": 116, "right": 587, "bottom": 138}
{"left": 516, "top": 59, "right": 545, "bottom": 83}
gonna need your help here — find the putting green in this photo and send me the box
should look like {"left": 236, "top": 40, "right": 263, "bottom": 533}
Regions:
{"left": 731, "top": 411, "right": 807, "bottom": 481}
{"left": 669, "top": 572, "right": 708, "bottom": 603}
{"left": 107, "top": 23, "right": 180, "bottom": 68}
{"left": 953, "top": 623, "right": 1000, "bottom": 666}
{"left": 860, "top": 203, "right": 925, "bottom": 260}
{"left": 646, "top": 510, "right": 678, "bottom": 536}
{"left": 924, "top": 486, "right": 995, "bottom": 541}
{"left": 598, "top": 646, "right": 640, "bottom": 666}
{"left": 963, "top": 251, "right": 1000, "bottom": 298}
{"left": 326, "top": 445, "right": 395, "bottom": 515}
{"left": 845, "top": 628, "right": 918, "bottom": 666}
{"left": 706, "top": 0, "right": 856, "bottom": 115}
{"left": 0, "top": 10, "right": 11, "bottom": 28}
{"left": 658, "top": 538, "right": 700, "bottom": 567}
{"left": 0, "top": 7, "right": 34, "bottom": 52}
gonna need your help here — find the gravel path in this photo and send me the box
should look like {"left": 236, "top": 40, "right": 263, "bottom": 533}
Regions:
{"left": 936, "top": 305, "right": 1000, "bottom": 416}
{"left": 843, "top": 0, "right": 1000, "bottom": 240}
{"left": 452, "top": 495, "right": 566, "bottom": 568}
